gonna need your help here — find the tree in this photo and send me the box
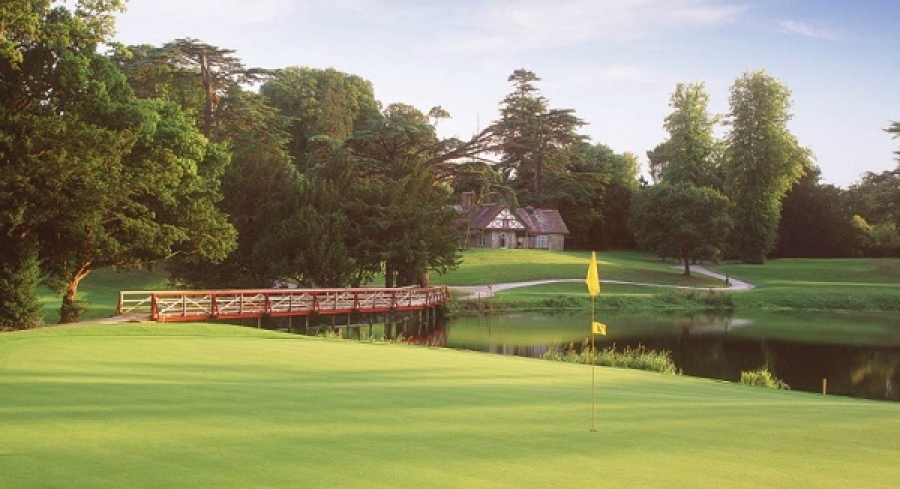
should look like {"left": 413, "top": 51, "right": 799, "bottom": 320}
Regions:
{"left": 648, "top": 82, "right": 721, "bottom": 189}
{"left": 113, "top": 39, "right": 267, "bottom": 140}
{"left": 724, "top": 71, "right": 809, "bottom": 264}
{"left": 536, "top": 142, "right": 640, "bottom": 250}
{"left": 36, "top": 97, "right": 237, "bottom": 322}
{"left": 1, "top": 4, "right": 235, "bottom": 323}
{"left": 346, "top": 103, "right": 469, "bottom": 287}
{"left": 494, "top": 69, "right": 585, "bottom": 195}
{"left": 162, "top": 38, "right": 267, "bottom": 139}
{"left": 847, "top": 162, "right": 900, "bottom": 257}
{"left": 1, "top": 0, "right": 123, "bottom": 68}
{"left": 630, "top": 183, "right": 732, "bottom": 276}
{"left": 0, "top": 244, "right": 42, "bottom": 329}
{"left": 167, "top": 87, "right": 299, "bottom": 288}
{"left": 260, "top": 67, "right": 382, "bottom": 173}
{"left": 1, "top": 1, "right": 128, "bottom": 325}
{"left": 110, "top": 43, "right": 207, "bottom": 119}
{"left": 773, "top": 166, "right": 856, "bottom": 258}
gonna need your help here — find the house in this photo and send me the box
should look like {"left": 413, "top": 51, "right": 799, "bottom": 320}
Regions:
{"left": 457, "top": 193, "right": 570, "bottom": 251}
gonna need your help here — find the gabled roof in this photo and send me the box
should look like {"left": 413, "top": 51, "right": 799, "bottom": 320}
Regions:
{"left": 465, "top": 204, "right": 569, "bottom": 235}
{"left": 516, "top": 208, "right": 570, "bottom": 235}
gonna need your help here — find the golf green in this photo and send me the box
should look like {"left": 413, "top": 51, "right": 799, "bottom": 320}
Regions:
{"left": 2, "top": 324, "right": 898, "bottom": 487}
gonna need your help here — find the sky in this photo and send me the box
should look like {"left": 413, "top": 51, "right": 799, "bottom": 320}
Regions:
{"left": 111, "top": 0, "right": 900, "bottom": 188}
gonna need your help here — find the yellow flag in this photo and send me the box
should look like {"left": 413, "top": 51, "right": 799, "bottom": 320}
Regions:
{"left": 592, "top": 322, "right": 606, "bottom": 335}
{"left": 585, "top": 251, "right": 600, "bottom": 297}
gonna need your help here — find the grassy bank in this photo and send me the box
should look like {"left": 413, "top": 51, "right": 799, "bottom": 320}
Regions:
{"left": 448, "top": 252, "right": 899, "bottom": 312}
{"left": 433, "top": 249, "right": 724, "bottom": 288}
{"left": 2, "top": 324, "right": 898, "bottom": 488}
{"left": 711, "top": 258, "right": 900, "bottom": 311}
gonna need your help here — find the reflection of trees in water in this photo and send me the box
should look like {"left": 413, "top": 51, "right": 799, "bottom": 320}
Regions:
{"left": 442, "top": 312, "right": 900, "bottom": 401}
{"left": 851, "top": 352, "right": 900, "bottom": 401}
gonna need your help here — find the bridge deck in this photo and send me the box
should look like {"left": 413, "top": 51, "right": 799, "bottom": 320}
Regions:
{"left": 118, "top": 287, "right": 450, "bottom": 322}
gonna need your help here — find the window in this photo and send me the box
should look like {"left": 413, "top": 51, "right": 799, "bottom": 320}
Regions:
{"left": 536, "top": 235, "right": 549, "bottom": 249}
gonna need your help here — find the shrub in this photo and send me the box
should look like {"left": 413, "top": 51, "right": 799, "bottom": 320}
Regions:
{"left": 0, "top": 248, "right": 43, "bottom": 330}
{"left": 543, "top": 342, "right": 679, "bottom": 375}
{"left": 740, "top": 366, "right": 790, "bottom": 390}
{"left": 540, "top": 295, "right": 585, "bottom": 309}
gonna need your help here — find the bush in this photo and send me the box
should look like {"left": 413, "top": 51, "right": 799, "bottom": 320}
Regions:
{"left": 0, "top": 248, "right": 43, "bottom": 330}
{"left": 740, "top": 366, "right": 790, "bottom": 390}
{"left": 543, "top": 342, "right": 679, "bottom": 375}
{"left": 540, "top": 295, "right": 586, "bottom": 309}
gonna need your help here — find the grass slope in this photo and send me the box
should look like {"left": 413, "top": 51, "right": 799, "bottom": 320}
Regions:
{"left": 432, "top": 249, "right": 724, "bottom": 288}
{"left": 2, "top": 324, "right": 898, "bottom": 488}
{"left": 712, "top": 258, "right": 900, "bottom": 311}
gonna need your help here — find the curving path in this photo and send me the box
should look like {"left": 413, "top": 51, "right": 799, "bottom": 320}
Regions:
{"left": 449, "top": 265, "right": 754, "bottom": 300}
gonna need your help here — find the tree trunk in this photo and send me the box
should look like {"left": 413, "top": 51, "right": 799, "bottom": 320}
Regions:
{"left": 59, "top": 269, "right": 91, "bottom": 323}
{"left": 682, "top": 255, "right": 692, "bottom": 277}
{"left": 384, "top": 262, "right": 394, "bottom": 288}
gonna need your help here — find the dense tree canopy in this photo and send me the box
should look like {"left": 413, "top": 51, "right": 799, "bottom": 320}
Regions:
{"left": 724, "top": 71, "right": 810, "bottom": 264}
{"left": 648, "top": 82, "right": 721, "bottom": 189}
{"left": 773, "top": 166, "right": 856, "bottom": 258}
{"left": 494, "top": 69, "right": 586, "bottom": 195}
{"left": 630, "top": 183, "right": 732, "bottom": 276}
{"left": 1, "top": 2, "right": 234, "bottom": 324}
{"left": 261, "top": 67, "right": 381, "bottom": 173}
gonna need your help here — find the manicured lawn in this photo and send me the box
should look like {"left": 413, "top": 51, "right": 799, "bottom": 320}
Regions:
{"left": 710, "top": 258, "right": 900, "bottom": 311}
{"left": 433, "top": 249, "right": 723, "bottom": 288}
{"left": 2, "top": 324, "right": 898, "bottom": 488}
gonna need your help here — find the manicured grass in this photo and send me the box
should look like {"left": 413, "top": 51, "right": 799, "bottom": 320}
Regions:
{"left": 432, "top": 249, "right": 724, "bottom": 288}
{"left": 449, "top": 253, "right": 900, "bottom": 312}
{"left": 38, "top": 268, "right": 170, "bottom": 324}
{"left": 710, "top": 258, "right": 900, "bottom": 311}
{"left": 2, "top": 324, "right": 899, "bottom": 488}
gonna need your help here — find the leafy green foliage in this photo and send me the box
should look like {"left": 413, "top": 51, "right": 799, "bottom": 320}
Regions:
{"left": 543, "top": 342, "right": 679, "bottom": 374}
{"left": 740, "top": 366, "right": 790, "bottom": 390}
{"left": 493, "top": 69, "right": 586, "bottom": 195}
{"left": 539, "top": 143, "right": 639, "bottom": 250}
{"left": 261, "top": 67, "right": 381, "bottom": 173}
{"left": 724, "top": 71, "right": 809, "bottom": 264}
{"left": 648, "top": 82, "right": 721, "bottom": 189}
{"left": 630, "top": 183, "right": 732, "bottom": 275}
{"left": 774, "top": 166, "right": 856, "bottom": 258}
{"left": 0, "top": 5, "right": 234, "bottom": 322}
{"left": 0, "top": 244, "right": 42, "bottom": 330}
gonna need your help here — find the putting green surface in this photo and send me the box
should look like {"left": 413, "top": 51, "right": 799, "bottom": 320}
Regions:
{"left": 2, "top": 324, "right": 898, "bottom": 488}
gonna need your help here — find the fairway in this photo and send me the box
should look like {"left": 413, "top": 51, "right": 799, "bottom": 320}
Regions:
{"left": 2, "top": 324, "right": 899, "bottom": 488}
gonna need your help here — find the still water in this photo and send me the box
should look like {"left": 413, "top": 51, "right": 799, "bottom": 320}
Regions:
{"left": 439, "top": 310, "right": 900, "bottom": 401}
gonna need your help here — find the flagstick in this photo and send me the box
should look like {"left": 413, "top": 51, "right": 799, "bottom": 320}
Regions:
{"left": 591, "top": 293, "right": 596, "bottom": 433}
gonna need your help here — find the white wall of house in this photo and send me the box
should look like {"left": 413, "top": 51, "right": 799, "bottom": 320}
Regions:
{"left": 476, "top": 231, "right": 565, "bottom": 250}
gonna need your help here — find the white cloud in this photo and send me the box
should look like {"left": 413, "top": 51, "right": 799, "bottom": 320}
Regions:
{"left": 777, "top": 20, "right": 837, "bottom": 40}
{"left": 441, "top": 0, "right": 748, "bottom": 54}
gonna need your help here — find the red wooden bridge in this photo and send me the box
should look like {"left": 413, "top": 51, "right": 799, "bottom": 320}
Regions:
{"left": 118, "top": 287, "right": 450, "bottom": 323}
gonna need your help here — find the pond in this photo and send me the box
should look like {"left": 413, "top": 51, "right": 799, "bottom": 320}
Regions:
{"left": 440, "top": 310, "right": 900, "bottom": 402}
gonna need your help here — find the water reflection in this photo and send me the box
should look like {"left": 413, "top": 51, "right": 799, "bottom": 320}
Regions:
{"left": 441, "top": 311, "right": 900, "bottom": 402}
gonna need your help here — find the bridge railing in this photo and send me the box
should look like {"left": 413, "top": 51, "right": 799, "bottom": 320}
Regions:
{"left": 118, "top": 287, "right": 450, "bottom": 322}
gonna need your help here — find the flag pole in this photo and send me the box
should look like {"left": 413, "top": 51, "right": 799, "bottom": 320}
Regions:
{"left": 585, "top": 251, "right": 602, "bottom": 433}
{"left": 591, "top": 292, "right": 596, "bottom": 433}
